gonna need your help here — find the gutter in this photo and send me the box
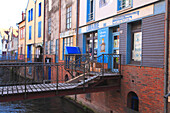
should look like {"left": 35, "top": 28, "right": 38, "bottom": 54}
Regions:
{"left": 164, "top": 0, "right": 169, "bottom": 113}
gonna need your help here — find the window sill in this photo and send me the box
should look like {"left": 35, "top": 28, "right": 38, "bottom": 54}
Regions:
{"left": 86, "top": 20, "right": 95, "bottom": 24}
{"left": 126, "top": 63, "right": 142, "bottom": 67}
{"left": 117, "top": 6, "right": 132, "bottom": 14}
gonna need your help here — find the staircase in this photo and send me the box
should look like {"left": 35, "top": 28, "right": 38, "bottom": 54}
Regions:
{"left": 63, "top": 54, "right": 122, "bottom": 89}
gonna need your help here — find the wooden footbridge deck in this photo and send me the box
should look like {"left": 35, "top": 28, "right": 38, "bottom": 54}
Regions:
{"left": 0, "top": 73, "right": 121, "bottom": 102}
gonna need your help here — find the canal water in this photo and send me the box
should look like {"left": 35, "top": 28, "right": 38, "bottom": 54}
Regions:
{"left": 0, "top": 97, "right": 92, "bottom": 113}
{"left": 0, "top": 68, "right": 93, "bottom": 113}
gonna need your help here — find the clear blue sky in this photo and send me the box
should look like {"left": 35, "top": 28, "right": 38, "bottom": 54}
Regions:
{"left": 0, "top": 0, "right": 28, "bottom": 29}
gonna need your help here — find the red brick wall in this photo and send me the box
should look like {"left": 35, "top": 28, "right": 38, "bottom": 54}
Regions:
{"left": 76, "top": 65, "right": 164, "bottom": 113}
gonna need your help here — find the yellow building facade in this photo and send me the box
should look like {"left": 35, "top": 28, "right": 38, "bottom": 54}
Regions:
{"left": 25, "top": 0, "right": 44, "bottom": 61}
{"left": 18, "top": 19, "right": 25, "bottom": 56}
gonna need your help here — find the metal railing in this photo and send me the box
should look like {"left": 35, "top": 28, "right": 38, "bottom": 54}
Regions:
{"left": 0, "top": 54, "right": 43, "bottom": 62}
{"left": 88, "top": 12, "right": 94, "bottom": 21}
{"left": 0, "top": 54, "right": 122, "bottom": 98}
{"left": 0, "top": 54, "right": 25, "bottom": 62}
{"left": 65, "top": 54, "right": 121, "bottom": 77}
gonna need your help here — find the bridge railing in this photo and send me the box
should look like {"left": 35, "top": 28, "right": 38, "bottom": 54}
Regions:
{"left": 0, "top": 54, "right": 25, "bottom": 62}
{"left": 0, "top": 54, "right": 44, "bottom": 62}
{"left": 64, "top": 54, "right": 121, "bottom": 76}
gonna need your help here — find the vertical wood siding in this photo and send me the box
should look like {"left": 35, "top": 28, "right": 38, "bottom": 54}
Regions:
{"left": 142, "top": 13, "right": 165, "bottom": 68}
{"left": 78, "top": 34, "right": 84, "bottom": 53}
{"left": 120, "top": 23, "right": 127, "bottom": 65}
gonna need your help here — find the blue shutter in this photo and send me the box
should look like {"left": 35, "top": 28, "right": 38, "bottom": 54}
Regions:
{"left": 29, "top": 26, "right": 32, "bottom": 40}
{"left": 56, "top": 39, "right": 59, "bottom": 63}
{"left": 38, "top": 21, "right": 42, "bottom": 37}
{"left": 87, "top": 0, "right": 90, "bottom": 22}
{"left": 126, "top": 24, "right": 132, "bottom": 64}
{"left": 62, "top": 39, "right": 65, "bottom": 60}
{"left": 39, "top": 3, "right": 41, "bottom": 17}
{"left": 117, "top": 0, "right": 122, "bottom": 11}
{"left": 31, "top": 8, "right": 33, "bottom": 21}
{"left": 28, "top": 10, "right": 30, "bottom": 22}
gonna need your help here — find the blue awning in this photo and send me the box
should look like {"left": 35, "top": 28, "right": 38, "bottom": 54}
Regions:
{"left": 65, "top": 47, "right": 81, "bottom": 54}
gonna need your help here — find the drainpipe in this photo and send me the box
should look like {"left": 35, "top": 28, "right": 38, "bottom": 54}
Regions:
{"left": 75, "top": 0, "right": 79, "bottom": 101}
{"left": 164, "top": 0, "right": 169, "bottom": 113}
{"left": 25, "top": 9, "right": 27, "bottom": 61}
{"left": 76, "top": 0, "right": 79, "bottom": 46}
{"left": 34, "top": 1, "right": 36, "bottom": 59}
{"left": 42, "top": 0, "right": 46, "bottom": 80}
{"left": 58, "top": 0, "right": 61, "bottom": 61}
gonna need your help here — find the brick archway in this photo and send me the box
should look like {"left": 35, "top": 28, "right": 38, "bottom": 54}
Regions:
{"left": 127, "top": 91, "right": 139, "bottom": 111}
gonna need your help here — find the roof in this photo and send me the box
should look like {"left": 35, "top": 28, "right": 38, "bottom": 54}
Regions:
{"left": 12, "top": 29, "right": 18, "bottom": 38}
{"left": 17, "top": 19, "right": 25, "bottom": 25}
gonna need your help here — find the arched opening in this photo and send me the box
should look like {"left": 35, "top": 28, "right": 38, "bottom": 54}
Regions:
{"left": 65, "top": 74, "right": 69, "bottom": 82}
{"left": 127, "top": 91, "right": 139, "bottom": 111}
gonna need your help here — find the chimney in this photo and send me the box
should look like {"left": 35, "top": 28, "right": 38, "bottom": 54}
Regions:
{"left": 22, "top": 11, "right": 25, "bottom": 20}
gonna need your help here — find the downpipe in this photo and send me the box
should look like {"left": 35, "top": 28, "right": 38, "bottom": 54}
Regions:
{"left": 164, "top": 0, "right": 169, "bottom": 113}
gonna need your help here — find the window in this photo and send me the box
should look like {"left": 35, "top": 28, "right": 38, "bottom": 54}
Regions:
{"left": 28, "top": 9, "right": 33, "bottom": 22}
{"left": 99, "top": 0, "right": 110, "bottom": 8}
{"left": 23, "top": 28, "right": 25, "bottom": 39}
{"left": 118, "top": 0, "right": 132, "bottom": 11}
{"left": 63, "top": 37, "right": 73, "bottom": 60}
{"left": 20, "top": 47, "right": 23, "bottom": 54}
{"left": 39, "top": 3, "right": 41, "bottom": 17}
{"left": 66, "top": 6, "right": 72, "bottom": 30}
{"left": 48, "top": 18, "right": 51, "bottom": 34}
{"left": 56, "top": 39, "right": 59, "bottom": 63}
{"left": 28, "top": 10, "right": 30, "bottom": 22}
{"left": 87, "top": 0, "right": 94, "bottom": 22}
{"left": 45, "top": 41, "right": 48, "bottom": 54}
{"left": 29, "top": 26, "right": 32, "bottom": 40}
{"left": 38, "top": 21, "right": 42, "bottom": 38}
{"left": 50, "top": 40, "right": 53, "bottom": 54}
{"left": 86, "top": 32, "right": 98, "bottom": 60}
{"left": 49, "top": 0, "right": 52, "bottom": 11}
{"left": 20, "top": 29, "right": 23, "bottom": 39}
{"left": 31, "top": 8, "right": 33, "bottom": 21}
{"left": 127, "top": 21, "right": 142, "bottom": 65}
{"left": 20, "top": 28, "right": 25, "bottom": 39}
{"left": 48, "top": 41, "right": 51, "bottom": 54}
{"left": 5, "top": 44, "right": 7, "bottom": 49}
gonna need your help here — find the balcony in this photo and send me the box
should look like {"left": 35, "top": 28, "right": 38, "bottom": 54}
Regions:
{"left": 64, "top": 54, "right": 122, "bottom": 77}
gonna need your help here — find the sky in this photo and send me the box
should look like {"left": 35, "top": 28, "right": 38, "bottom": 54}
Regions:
{"left": 0, "top": 0, "right": 28, "bottom": 29}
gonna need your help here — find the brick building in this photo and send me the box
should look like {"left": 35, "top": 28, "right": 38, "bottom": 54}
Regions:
{"left": 75, "top": 0, "right": 166, "bottom": 113}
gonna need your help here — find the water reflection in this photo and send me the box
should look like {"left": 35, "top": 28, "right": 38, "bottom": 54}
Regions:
{"left": 0, "top": 97, "right": 91, "bottom": 113}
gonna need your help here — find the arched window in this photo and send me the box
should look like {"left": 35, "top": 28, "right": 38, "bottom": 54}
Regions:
{"left": 65, "top": 74, "right": 69, "bottom": 82}
{"left": 127, "top": 91, "right": 139, "bottom": 111}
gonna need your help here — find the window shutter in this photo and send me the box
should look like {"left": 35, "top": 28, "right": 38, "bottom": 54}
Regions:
{"left": 117, "top": 0, "right": 122, "bottom": 11}
{"left": 28, "top": 10, "right": 30, "bottom": 22}
{"left": 29, "top": 26, "right": 32, "bottom": 40}
{"left": 39, "top": 3, "right": 41, "bottom": 17}
{"left": 31, "top": 9, "right": 33, "bottom": 21}
{"left": 87, "top": 0, "right": 90, "bottom": 22}
{"left": 38, "top": 21, "right": 41, "bottom": 37}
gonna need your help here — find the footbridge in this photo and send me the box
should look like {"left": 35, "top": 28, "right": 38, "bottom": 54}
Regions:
{"left": 0, "top": 54, "right": 122, "bottom": 102}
